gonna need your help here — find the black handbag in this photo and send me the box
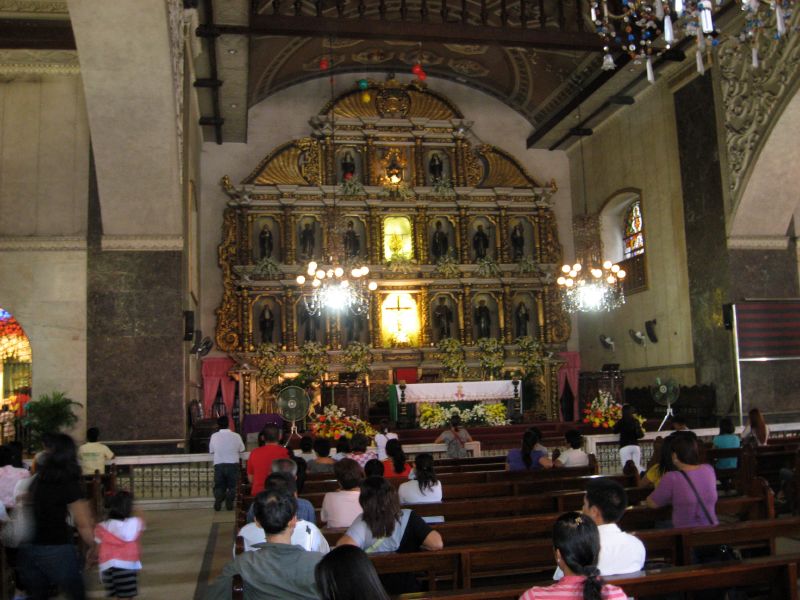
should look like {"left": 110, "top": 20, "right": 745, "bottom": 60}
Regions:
{"left": 679, "top": 470, "right": 741, "bottom": 564}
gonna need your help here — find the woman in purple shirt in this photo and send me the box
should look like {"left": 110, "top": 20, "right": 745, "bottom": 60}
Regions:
{"left": 506, "top": 430, "right": 553, "bottom": 472}
{"left": 646, "top": 432, "right": 717, "bottom": 528}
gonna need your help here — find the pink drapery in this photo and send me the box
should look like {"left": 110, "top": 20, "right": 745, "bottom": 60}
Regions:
{"left": 558, "top": 352, "right": 581, "bottom": 422}
{"left": 202, "top": 357, "right": 236, "bottom": 419}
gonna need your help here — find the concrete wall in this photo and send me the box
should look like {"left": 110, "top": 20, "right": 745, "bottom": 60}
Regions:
{"left": 198, "top": 73, "right": 576, "bottom": 350}
{"left": 0, "top": 74, "right": 90, "bottom": 435}
{"left": 567, "top": 83, "right": 695, "bottom": 388}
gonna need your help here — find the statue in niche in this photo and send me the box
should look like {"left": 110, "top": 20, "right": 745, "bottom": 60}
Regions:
{"left": 514, "top": 302, "right": 530, "bottom": 339}
{"left": 300, "top": 310, "right": 321, "bottom": 343}
{"left": 472, "top": 224, "right": 490, "bottom": 261}
{"left": 510, "top": 222, "right": 525, "bottom": 261}
{"left": 341, "top": 151, "right": 356, "bottom": 181}
{"left": 343, "top": 220, "right": 360, "bottom": 259}
{"left": 429, "top": 153, "right": 444, "bottom": 181}
{"left": 433, "top": 297, "right": 454, "bottom": 340}
{"left": 300, "top": 222, "right": 315, "bottom": 259}
{"left": 342, "top": 312, "right": 364, "bottom": 345}
{"left": 259, "top": 224, "right": 274, "bottom": 259}
{"left": 431, "top": 220, "right": 449, "bottom": 260}
{"left": 474, "top": 299, "right": 491, "bottom": 339}
{"left": 259, "top": 305, "right": 275, "bottom": 343}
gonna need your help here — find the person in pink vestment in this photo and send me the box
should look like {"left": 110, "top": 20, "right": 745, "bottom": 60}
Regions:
{"left": 518, "top": 512, "right": 628, "bottom": 600}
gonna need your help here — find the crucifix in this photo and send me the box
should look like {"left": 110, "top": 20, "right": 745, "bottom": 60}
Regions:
{"left": 385, "top": 295, "right": 414, "bottom": 344}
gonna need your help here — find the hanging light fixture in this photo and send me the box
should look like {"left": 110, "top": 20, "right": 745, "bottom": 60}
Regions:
{"left": 296, "top": 42, "right": 378, "bottom": 317}
{"left": 558, "top": 104, "right": 626, "bottom": 314}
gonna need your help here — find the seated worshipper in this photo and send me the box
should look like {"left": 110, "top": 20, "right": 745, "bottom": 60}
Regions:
{"left": 507, "top": 429, "right": 553, "bottom": 471}
{"left": 528, "top": 426, "right": 549, "bottom": 455}
{"left": 641, "top": 435, "right": 677, "bottom": 489}
{"left": 78, "top": 427, "right": 115, "bottom": 476}
{"left": 553, "top": 430, "right": 589, "bottom": 468}
{"left": 554, "top": 478, "right": 645, "bottom": 580}
{"left": 271, "top": 459, "right": 315, "bottom": 523}
{"left": 315, "top": 545, "right": 390, "bottom": 600}
{"left": 206, "top": 488, "right": 324, "bottom": 600}
{"left": 374, "top": 420, "right": 399, "bottom": 462}
{"left": 742, "top": 407, "right": 770, "bottom": 446}
{"left": 0, "top": 445, "right": 29, "bottom": 509}
{"left": 364, "top": 459, "right": 385, "bottom": 478}
{"left": 646, "top": 432, "right": 718, "bottom": 529}
{"left": 713, "top": 417, "right": 740, "bottom": 470}
{"left": 345, "top": 434, "right": 377, "bottom": 468}
{"left": 519, "top": 512, "right": 627, "bottom": 600}
{"left": 338, "top": 477, "right": 444, "bottom": 594}
{"left": 382, "top": 439, "right": 412, "bottom": 479}
{"left": 434, "top": 415, "right": 472, "bottom": 459}
{"left": 332, "top": 437, "right": 350, "bottom": 462}
{"left": 247, "top": 425, "right": 291, "bottom": 495}
{"left": 320, "top": 458, "right": 364, "bottom": 528}
{"left": 307, "top": 438, "right": 336, "bottom": 474}
{"left": 295, "top": 436, "right": 316, "bottom": 463}
{"left": 237, "top": 477, "right": 329, "bottom": 554}
{"left": 399, "top": 453, "right": 443, "bottom": 524}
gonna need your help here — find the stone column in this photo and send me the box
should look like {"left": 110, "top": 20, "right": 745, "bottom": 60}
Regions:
{"left": 534, "top": 290, "right": 546, "bottom": 344}
{"left": 284, "top": 288, "right": 297, "bottom": 350}
{"left": 242, "top": 371, "right": 253, "bottom": 415}
{"left": 499, "top": 207, "right": 509, "bottom": 263}
{"left": 370, "top": 294, "right": 382, "bottom": 348}
{"left": 454, "top": 139, "right": 466, "bottom": 187}
{"left": 458, "top": 207, "right": 469, "bottom": 263}
{"left": 419, "top": 287, "right": 431, "bottom": 347}
{"left": 321, "top": 135, "right": 335, "bottom": 185}
{"left": 243, "top": 291, "right": 254, "bottom": 351}
{"left": 462, "top": 284, "right": 473, "bottom": 345}
{"left": 416, "top": 206, "right": 428, "bottom": 264}
{"left": 365, "top": 136, "right": 375, "bottom": 186}
{"left": 279, "top": 296, "right": 288, "bottom": 350}
{"left": 532, "top": 211, "right": 543, "bottom": 264}
{"left": 414, "top": 136, "right": 425, "bottom": 187}
{"left": 283, "top": 206, "right": 296, "bottom": 264}
{"left": 368, "top": 207, "right": 381, "bottom": 264}
{"left": 502, "top": 284, "right": 513, "bottom": 344}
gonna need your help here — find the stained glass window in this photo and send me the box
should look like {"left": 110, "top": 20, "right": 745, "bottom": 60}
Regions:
{"left": 623, "top": 201, "right": 644, "bottom": 259}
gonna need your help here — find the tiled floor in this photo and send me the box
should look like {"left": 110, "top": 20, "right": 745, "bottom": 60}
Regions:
{"left": 85, "top": 508, "right": 235, "bottom": 600}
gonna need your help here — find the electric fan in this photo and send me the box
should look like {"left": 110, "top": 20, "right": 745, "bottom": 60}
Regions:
{"left": 276, "top": 386, "right": 312, "bottom": 445}
{"left": 652, "top": 378, "right": 680, "bottom": 432}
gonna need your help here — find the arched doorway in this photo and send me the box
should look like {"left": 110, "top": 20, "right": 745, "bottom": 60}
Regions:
{"left": 0, "top": 308, "right": 32, "bottom": 416}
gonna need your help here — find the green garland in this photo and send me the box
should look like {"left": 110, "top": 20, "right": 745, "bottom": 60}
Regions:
{"left": 516, "top": 335, "right": 543, "bottom": 380}
{"left": 476, "top": 337, "right": 505, "bottom": 378}
{"left": 476, "top": 257, "right": 501, "bottom": 278}
{"left": 343, "top": 342, "right": 372, "bottom": 381}
{"left": 256, "top": 343, "right": 283, "bottom": 382}
{"left": 298, "top": 341, "right": 329, "bottom": 384}
{"left": 435, "top": 254, "right": 461, "bottom": 279}
{"left": 252, "top": 257, "right": 281, "bottom": 279}
{"left": 437, "top": 337, "right": 466, "bottom": 379}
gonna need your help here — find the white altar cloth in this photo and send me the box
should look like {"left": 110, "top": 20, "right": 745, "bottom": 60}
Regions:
{"left": 398, "top": 380, "right": 519, "bottom": 404}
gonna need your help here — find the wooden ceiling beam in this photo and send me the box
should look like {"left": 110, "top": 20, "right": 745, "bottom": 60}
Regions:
{"left": 0, "top": 19, "right": 75, "bottom": 50}
{"left": 199, "top": 15, "right": 605, "bottom": 52}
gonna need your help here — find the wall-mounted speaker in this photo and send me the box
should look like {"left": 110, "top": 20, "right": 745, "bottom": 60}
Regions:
{"left": 722, "top": 303, "right": 733, "bottom": 330}
{"left": 183, "top": 310, "right": 195, "bottom": 341}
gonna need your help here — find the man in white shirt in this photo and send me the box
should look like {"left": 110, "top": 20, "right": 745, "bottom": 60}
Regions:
{"left": 209, "top": 416, "right": 245, "bottom": 511}
{"left": 78, "top": 428, "right": 115, "bottom": 476}
{"left": 553, "top": 429, "right": 589, "bottom": 468}
{"left": 554, "top": 478, "right": 646, "bottom": 580}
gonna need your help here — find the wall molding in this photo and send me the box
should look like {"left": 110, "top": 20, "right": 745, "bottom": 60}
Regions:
{"left": 101, "top": 235, "right": 184, "bottom": 252}
{"left": 0, "top": 50, "right": 79, "bottom": 75}
{"left": 727, "top": 235, "right": 790, "bottom": 250}
{"left": 0, "top": 236, "right": 86, "bottom": 251}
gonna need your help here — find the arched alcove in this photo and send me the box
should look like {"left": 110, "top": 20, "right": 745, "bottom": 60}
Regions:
{"left": 600, "top": 189, "right": 647, "bottom": 294}
{"left": 0, "top": 308, "right": 32, "bottom": 414}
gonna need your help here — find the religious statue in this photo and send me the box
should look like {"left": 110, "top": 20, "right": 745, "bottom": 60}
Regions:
{"left": 474, "top": 299, "right": 491, "bottom": 339}
{"left": 259, "top": 305, "right": 275, "bottom": 343}
{"left": 343, "top": 220, "right": 360, "bottom": 259}
{"left": 341, "top": 151, "right": 356, "bottom": 181}
{"left": 514, "top": 301, "right": 530, "bottom": 339}
{"left": 300, "top": 309, "right": 320, "bottom": 343}
{"left": 299, "top": 222, "right": 315, "bottom": 259}
{"left": 259, "top": 224, "right": 273, "bottom": 259}
{"left": 429, "top": 153, "right": 444, "bottom": 181}
{"left": 431, "top": 220, "right": 449, "bottom": 260}
{"left": 432, "top": 297, "right": 454, "bottom": 340}
{"left": 510, "top": 222, "right": 525, "bottom": 261}
{"left": 473, "top": 224, "right": 490, "bottom": 261}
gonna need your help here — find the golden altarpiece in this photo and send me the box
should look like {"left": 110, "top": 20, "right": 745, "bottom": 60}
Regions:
{"left": 215, "top": 80, "right": 570, "bottom": 420}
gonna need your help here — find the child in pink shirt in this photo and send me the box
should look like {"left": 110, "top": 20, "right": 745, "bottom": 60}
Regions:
{"left": 94, "top": 491, "right": 145, "bottom": 598}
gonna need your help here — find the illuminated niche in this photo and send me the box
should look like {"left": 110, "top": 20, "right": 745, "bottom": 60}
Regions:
{"left": 383, "top": 216, "right": 414, "bottom": 262}
{"left": 380, "top": 293, "right": 420, "bottom": 347}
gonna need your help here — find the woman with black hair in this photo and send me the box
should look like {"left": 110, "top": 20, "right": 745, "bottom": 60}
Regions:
{"left": 519, "top": 512, "right": 627, "bottom": 600}
{"left": 345, "top": 434, "right": 377, "bottom": 468}
{"left": 315, "top": 545, "right": 390, "bottom": 600}
{"left": 613, "top": 404, "right": 644, "bottom": 473}
{"left": 307, "top": 437, "right": 336, "bottom": 474}
{"left": 642, "top": 434, "right": 677, "bottom": 489}
{"left": 339, "top": 477, "right": 443, "bottom": 593}
{"left": 399, "top": 453, "right": 442, "bottom": 505}
{"left": 19, "top": 433, "right": 95, "bottom": 600}
{"left": 507, "top": 430, "right": 552, "bottom": 472}
{"left": 434, "top": 415, "right": 472, "bottom": 459}
{"left": 382, "top": 439, "right": 412, "bottom": 478}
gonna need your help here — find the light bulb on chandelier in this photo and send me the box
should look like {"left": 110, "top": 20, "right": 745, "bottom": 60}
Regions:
{"left": 557, "top": 258, "right": 626, "bottom": 313}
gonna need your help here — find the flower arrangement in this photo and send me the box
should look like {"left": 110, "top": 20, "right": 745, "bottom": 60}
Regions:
{"left": 435, "top": 254, "right": 461, "bottom": 279}
{"left": 256, "top": 343, "right": 283, "bottom": 382}
{"left": 431, "top": 177, "right": 455, "bottom": 197}
{"left": 298, "top": 342, "right": 329, "bottom": 384}
{"left": 583, "top": 390, "right": 621, "bottom": 429}
{"left": 437, "top": 337, "right": 466, "bottom": 379}
{"left": 516, "top": 256, "right": 542, "bottom": 276}
{"left": 418, "top": 402, "right": 509, "bottom": 429}
{"left": 343, "top": 342, "right": 372, "bottom": 381}
{"left": 339, "top": 178, "right": 366, "bottom": 197}
{"left": 309, "top": 403, "right": 377, "bottom": 440}
{"left": 476, "top": 257, "right": 501, "bottom": 278}
{"left": 476, "top": 337, "right": 504, "bottom": 379}
{"left": 252, "top": 256, "right": 281, "bottom": 279}
{"left": 516, "top": 336, "right": 543, "bottom": 380}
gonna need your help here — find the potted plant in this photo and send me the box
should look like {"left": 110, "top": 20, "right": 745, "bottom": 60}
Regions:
{"left": 20, "top": 391, "right": 82, "bottom": 451}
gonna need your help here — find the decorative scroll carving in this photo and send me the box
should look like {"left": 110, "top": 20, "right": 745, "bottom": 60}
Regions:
{"left": 242, "top": 139, "right": 321, "bottom": 185}
{"left": 463, "top": 142, "right": 485, "bottom": 187}
{"left": 718, "top": 8, "right": 800, "bottom": 202}
{"left": 215, "top": 208, "right": 242, "bottom": 352}
{"left": 321, "top": 81, "right": 462, "bottom": 120}
{"left": 543, "top": 284, "right": 571, "bottom": 344}
{"left": 475, "top": 145, "right": 540, "bottom": 188}
{"left": 296, "top": 138, "right": 322, "bottom": 186}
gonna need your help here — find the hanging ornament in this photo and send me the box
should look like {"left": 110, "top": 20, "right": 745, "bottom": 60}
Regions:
{"left": 674, "top": 0, "right": 684, "bottom": 17}
{"left": 417, "top": 71, "right": 427, "bottom": 81}
{"left": 775, "top": 2, "right": 786, "bottom": 36}
{"left": 751, "top": 45, "right": 760, "bottom": 68}
{"left": 411, "top": 63, "right": 422, "bottom": 75}
{"left": 602, "top": 52, "right": 616, "bottom": 70}
{"left": 361, "top": 91, "right": 372, "bottom": 103}
{"left": 664, "top": 14, "right": 674, "bottom": 44}
{"left": 357, "top": 78, "right": 369, "bottom": 90}
{"left": 319, "top": 57, "right": 330, "bottom": 71}
{"left": 646, "top": 57, "right": 655, "bottom": 83}
{"left": 696, "top": 49, "right": 705, "bottom": 74}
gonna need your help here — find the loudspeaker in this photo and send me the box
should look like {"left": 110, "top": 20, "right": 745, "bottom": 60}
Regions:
{"left": 183, "top": 311, "right": 195, "bottom": 341}
{"left": 722, "top": 303, "right": 733, "bottom": 330}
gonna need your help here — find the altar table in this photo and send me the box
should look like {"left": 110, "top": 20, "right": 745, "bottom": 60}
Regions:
{"left": 389, "top": 380, "right": 522, "bottom": 423}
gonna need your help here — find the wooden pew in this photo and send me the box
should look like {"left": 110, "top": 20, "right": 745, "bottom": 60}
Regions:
{"left": 394, "top": 554, "right": 800, "bottom": 600}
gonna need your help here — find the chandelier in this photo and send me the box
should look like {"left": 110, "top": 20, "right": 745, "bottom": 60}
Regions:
{"left": 297, "top": 260, "right": 377, "bottom": 316}
{"left": 557, "top": 260, "right": 627, "bottom": 313}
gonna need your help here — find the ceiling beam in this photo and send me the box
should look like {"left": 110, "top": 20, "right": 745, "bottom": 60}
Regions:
{"left": 198, "top": 15, "right": 605, "bottom": 51}
{"left": 0, "top": 19, "right": 75, "bottom": 50}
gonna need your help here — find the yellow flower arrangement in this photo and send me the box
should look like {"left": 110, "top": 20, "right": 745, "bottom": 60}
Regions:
{"left": 309, "top": 404, "right": 377, "bottom": 440}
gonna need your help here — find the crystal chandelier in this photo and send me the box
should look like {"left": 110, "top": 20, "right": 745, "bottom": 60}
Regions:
{"left": 557, "top": 260, "right": 627, "bottom": 313}
{"left": 296, "top": 260, "right": 377, "bottom": 316}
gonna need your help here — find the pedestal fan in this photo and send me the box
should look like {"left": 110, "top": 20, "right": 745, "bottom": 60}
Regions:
{"left": 276, "top": 386, "right": 311, "bottom": 445}
{"left": 652, "top": 378, "right": 680, "bottom": 432}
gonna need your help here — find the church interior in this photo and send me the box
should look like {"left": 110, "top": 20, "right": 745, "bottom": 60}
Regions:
{"left": 4, "top": 0, "right": 800, "bottom": 597}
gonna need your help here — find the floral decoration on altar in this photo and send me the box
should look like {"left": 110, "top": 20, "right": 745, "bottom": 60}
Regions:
{"left": 418, "top": 402, "right": 509, "bottom": 429}
{"left": 437, "top": 337, "right": 466, "bottom": 380}
{"left": 582, "top": 391, "right": 646, "bottom": 430}
{"left": 476, "top": 338, "right": 504, "bottom": 378}
{"left": 309, "top": 404, "right": 377, "bottom": 440}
